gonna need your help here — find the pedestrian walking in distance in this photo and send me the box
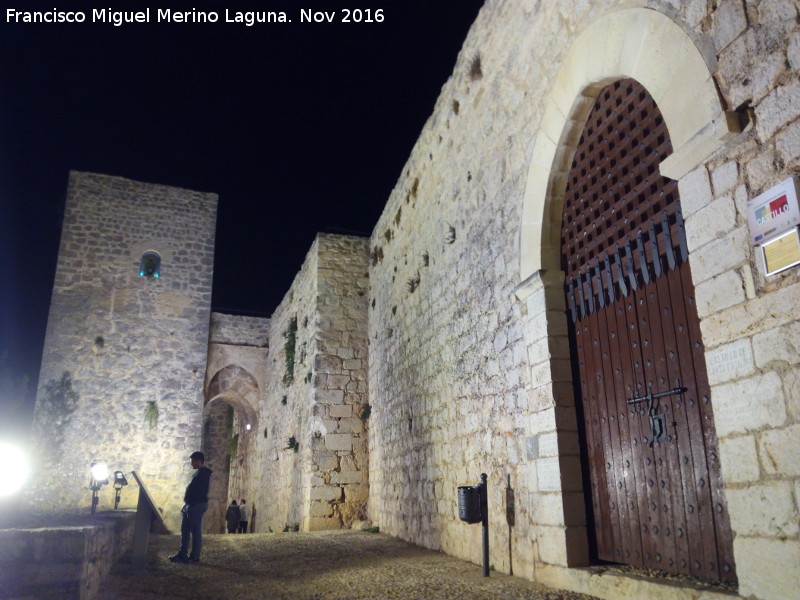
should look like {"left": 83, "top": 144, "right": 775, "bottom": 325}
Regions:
{"left": 238, "top": 499, "right": 250, "bottom": 533}
{"left": 225, "top": 500, "right": 240, "bottom": 534}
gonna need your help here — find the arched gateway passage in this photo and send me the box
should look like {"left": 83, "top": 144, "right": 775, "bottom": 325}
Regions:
{"left": 560, "top": 79, "right": 735, "bottom": 584}
{"left": 203, "top": 365, "right": 260, "bottom": 533}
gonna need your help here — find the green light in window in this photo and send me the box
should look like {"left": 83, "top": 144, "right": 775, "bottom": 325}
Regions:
{"left": 139, "top": 252, "right": 161, "bottom": 278}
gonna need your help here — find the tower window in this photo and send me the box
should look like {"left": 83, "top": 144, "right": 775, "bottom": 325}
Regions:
{"left": 139, "top": 252, "right": 161, "bottom": 278}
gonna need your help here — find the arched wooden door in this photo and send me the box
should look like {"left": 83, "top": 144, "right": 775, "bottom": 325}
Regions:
{"left": 561, "top": 79, "right": 736, "bottom": 585}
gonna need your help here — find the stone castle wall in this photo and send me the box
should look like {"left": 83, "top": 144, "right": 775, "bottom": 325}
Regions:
{"left": 28, "top": 2, "right": 800, "bottom": 598}
{"left": 31, "top": 171, "right": 217, "bottom": 531}
{"left": 367, "top": 2, "right": 800, "bottom": 600}
{"left": 238, "top": 234, "right": 369, "bottom": 533}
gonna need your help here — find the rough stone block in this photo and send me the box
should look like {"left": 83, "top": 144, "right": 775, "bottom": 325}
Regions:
{"left": 345, "top": 484, "right": 369, "bottom": 503}
{"left": 328, "top": 404, "right": 352, "bottom": 418}
{"left": 685, "top": 195, "right": 737, "bottom": 251}
{"left": 324, "top": 433, "right": 353, "bottom": 451}
{"left": 695, "top": 269, "right": 746, "bottom": 318}
{"left": 677, "top": 166, "right": 712, "bottom": 217}
{"left": 776, "top": 114, "right": 800, "bottom": 170}
{"left": 536, "top": 524, "right": 589, "bottom": 567}
{"left": 752, "top": 322, "right": 800, "bottom": 367}
{"left": 713, "top": 372, "right": 786, "bottom": 436}
{"left": 537, "top": 432, "right": 559, "bottom": 458}
{"left": 689, "top": 226, "right": 749, "bottom": 284}
{"left": 736, "top": 537, "right": 800, "bottom": 600}
{"left": 712, "top": 0, "right": 746, "bottom": 52}
{"left": 710, "top": 161, "right": 739, "bottom": 196}
{"left": 306, "top": 516, "right": 343, "bottom": 531}
{"left": 531, "top": 492, "right": 567, "bottom": 526}
{"left": 536, "top": 457, "right": 561, "bottom": 492}
{"left": 727, "top": 481, "right": 798, "bottom": 537}
{"left": 309, "top": 485, "right": 343, "bottom": 502}
{"left": 336, "top": 418, "right": 364, "bottom": 434}
{"left": 309, "top": 500, "right": 333, "bottom": 517}
{"left": 758, "top": 424, "right": 800, "bottom": 477}
{"left": 718, "top": 435, "right": 760, "bottom": 483}
{"left": 700, "top": 282, "right": 800, "bottom": 348}
{"left": 755, "top": 83, "right": 800, "bottom": 142}
{"left": 331, "top": 471, "right": 363, "bottom": 484}
{"left": 705, "top": 338, "right": 754, "bottom": 385}
{"left": 315, "top": 389, "right": 344, "bottom": 404}
{"left": 784, "top": 366, "right": 800, "bottom": 420}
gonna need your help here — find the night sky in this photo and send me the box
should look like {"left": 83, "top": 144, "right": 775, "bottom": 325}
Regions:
{"left": 0, "top": 1, "right": 484, "bottom": 422}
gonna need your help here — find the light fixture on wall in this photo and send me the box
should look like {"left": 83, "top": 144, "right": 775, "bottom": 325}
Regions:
{"left": 112, "top": 471, "right": 128, "bottom": 509}
{"left": 89, "top": 462, "right": 109, "bottom": 514}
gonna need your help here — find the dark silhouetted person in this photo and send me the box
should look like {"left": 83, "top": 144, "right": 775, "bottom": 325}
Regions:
{"left": 170, "top": 451, "right": 212, "bottom": 563}
{"left": 225, "top": 500, "right": 240, "bottom": 534}
{"left": 238, "top": 499, "right": 250, "bottom": 533}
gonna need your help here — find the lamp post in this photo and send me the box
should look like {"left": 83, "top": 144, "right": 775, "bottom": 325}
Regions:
{"left": 89, "top": 462, "right": 108, "bottom": 514}
{"left": 112, "top": 471, "right": 128, "bottom": 509}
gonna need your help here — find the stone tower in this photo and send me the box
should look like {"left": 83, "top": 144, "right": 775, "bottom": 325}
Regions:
{"left": 30, "top": 171, "right": 217, "bottom": 530}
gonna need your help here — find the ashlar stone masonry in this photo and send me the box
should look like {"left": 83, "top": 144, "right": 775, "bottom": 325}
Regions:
{"left": 29, "top": 3, "right": 800, "bottom": 600}
{"left": 30, "top": 171, "right": 217, "bottom": 532}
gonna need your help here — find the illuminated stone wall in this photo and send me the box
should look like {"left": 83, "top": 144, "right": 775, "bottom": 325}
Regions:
{"left": 30, "top": 171, "right": 217, "bottom": 532}
{"left": 246, "top": 233, "right": 370, "bottom": 533}
{"left": 366, "top": 2, "right": 800, "bottom": 600}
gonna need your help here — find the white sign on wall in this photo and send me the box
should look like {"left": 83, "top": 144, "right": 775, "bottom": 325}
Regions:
{"left": 746, "top": 176, "right": 800, "bottom": 245}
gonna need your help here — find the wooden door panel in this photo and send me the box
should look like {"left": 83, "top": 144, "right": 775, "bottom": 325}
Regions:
{"left": 560, "top": 79, "right": 736, "bottom": 585}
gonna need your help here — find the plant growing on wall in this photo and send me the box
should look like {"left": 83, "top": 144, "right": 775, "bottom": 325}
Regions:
{"left": 34, "top": 371, "right": 79, "bottom": 457}
{"left": 229, "top": 433, "right": 239, "bottom": 460}
{"left": 406, "top": 272, "right": 420, "bottom": 294}
{"left": 359, "top": 404, "right": 371, "bottom": 420}
{"left": 144, "top": 401, "right": 159, "bottom": 430}
{"left": 445, "top": 223, "right": 456, "bottom": 244}
{"left": 283, "top": 316, "right": 298, "bottom": 386}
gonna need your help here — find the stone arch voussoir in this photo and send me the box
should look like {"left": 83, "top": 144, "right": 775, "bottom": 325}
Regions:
{"left": 519, "top": 7, "right": 739, "bottom": 284}
{"left": 205, "top": 364, "right": 259, "bottom": 428}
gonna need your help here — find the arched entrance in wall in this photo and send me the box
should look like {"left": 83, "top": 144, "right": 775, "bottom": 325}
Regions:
{"left": 516, "top": 5, "right": 744, "bottom": 586}
{"left": 560, "top": 78, "right": 735, "bottom": 584}
{"left": 203, "top": 365, "right": 260, "bottom": 533}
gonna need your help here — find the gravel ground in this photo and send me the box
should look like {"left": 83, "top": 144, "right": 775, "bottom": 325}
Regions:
{"left": 100, "top": 530, "right": 601, "bottom": 600}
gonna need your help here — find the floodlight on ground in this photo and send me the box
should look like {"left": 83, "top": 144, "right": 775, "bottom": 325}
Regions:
{"left": 89, "top": 462, "right": 109, "bottom": 513}
{"left": 112, "top": 471, "right": 128, "bottom": 509}
{"left": 0, "top": 442, "right": 30, "bottom": 497}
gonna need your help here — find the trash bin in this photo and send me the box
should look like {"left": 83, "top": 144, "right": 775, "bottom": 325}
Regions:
{"left": 458, "top": 485, "right": 482, "bottom": 523}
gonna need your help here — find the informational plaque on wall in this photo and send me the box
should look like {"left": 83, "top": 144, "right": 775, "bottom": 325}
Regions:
{"left": 761, "top": 227, "right": 800, "bottom": 276}
{"left": 746, "top": 176, "right": 800, "bottom": 276}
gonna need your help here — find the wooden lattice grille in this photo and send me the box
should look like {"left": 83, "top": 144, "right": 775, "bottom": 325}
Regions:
{"left": 560, "top": 79, "right": 737, "bottom": 585}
